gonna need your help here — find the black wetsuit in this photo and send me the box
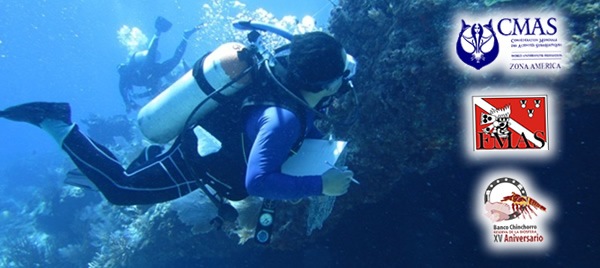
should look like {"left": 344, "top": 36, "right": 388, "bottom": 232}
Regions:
{"left": 62, "top": 70, "right": 320, "bottom": 205}
{"left": 118, "top": 35, "right": 188, "bottom": 110}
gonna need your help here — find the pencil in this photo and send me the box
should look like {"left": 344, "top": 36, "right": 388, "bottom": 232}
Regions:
{"left": 325, "top": 161, "right": 360, "bottom": 185}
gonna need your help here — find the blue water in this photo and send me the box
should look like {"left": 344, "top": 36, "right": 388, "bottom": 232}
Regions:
{"left": 0, "top": 0, "right": 331, "bottom": 166}
{"left": 0, "top": 1, "right": 333, "bottom": 266}
{"left": 1, "top": 0, "right": 599, "bottom": 267}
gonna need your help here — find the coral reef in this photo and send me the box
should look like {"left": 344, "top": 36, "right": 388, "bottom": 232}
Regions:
{"left": 169, "top": 189, "right": 219, "bottom": 234}
{"left": 320, "top": 0, "right": 600, "bottom": 247}
{"left": 558, "top": 1, "right": 600, "bottom": 107}
{"left": 306, "top": 196, "right": 337, "bottom": 236}
{"left": 328, "top": 0, "right": 463, "bottom": 207}
{"left": 1, "top": 237, "right": 56, "bottom": 267}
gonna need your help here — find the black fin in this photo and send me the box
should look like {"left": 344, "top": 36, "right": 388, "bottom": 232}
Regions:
{"left": 64, "top": 169, "right": 98, "bottom": 191}
{"left": 155, "top": 16, "right": 172, "bottom": 33}
{"left": 0, "top": 102, "right": 71, "bottom": 126}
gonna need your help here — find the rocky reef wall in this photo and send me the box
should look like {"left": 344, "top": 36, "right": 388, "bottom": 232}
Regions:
{"left": 326, "top": 0, "right": 600, "bottom": 207}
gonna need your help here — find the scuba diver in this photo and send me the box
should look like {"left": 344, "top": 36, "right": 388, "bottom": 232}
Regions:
{"left": 1, "top": 24, "right": 357, "bottom": 237}
{"left": 118, "top": 16, "right": 201, "bottom": 112}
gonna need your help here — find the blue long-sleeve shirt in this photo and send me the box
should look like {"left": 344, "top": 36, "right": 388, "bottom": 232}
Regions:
{"left": 243, "top": 105, "right": 323, "bottom": 200}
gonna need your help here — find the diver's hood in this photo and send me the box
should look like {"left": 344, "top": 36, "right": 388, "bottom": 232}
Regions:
{"left": 232, "top": 20, "right": 357, "bottom": 81}
{"left": 234, "top": 20, "right": 359, "bottom": 124}
{"left": 268, "top": 44, "right": 357, "bottom": 88}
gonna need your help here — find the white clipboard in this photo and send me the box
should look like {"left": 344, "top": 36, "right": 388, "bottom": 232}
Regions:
{"left": 281, "top": 139, "right": 347, "bottom": 176}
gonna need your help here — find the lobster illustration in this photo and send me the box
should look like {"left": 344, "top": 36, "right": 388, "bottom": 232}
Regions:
{"left": 501, "top": 192, "right": 547, "bottom": 219}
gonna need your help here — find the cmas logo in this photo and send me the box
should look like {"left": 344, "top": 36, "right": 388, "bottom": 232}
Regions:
{"left": 453, "top": 14, "right": 564, "bottom": 73}
{"left": 456, "top": 19, "right": 499, "bottom": 70}
{"left": 472, "top": 95, "right": 548, "bottom": 151}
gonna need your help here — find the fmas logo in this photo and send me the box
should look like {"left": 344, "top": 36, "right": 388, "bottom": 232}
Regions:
{"left": 472, "top": 95, "right": 548, "bottom": 151}
{"left": 474, "top": 171, "right": 554, "bottom": 253}
{"left": 451, "top": 11, "right": 567, "bottom": 75}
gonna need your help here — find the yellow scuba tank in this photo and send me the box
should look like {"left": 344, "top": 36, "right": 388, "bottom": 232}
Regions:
{"left": 137, "top": 42, "right": 253, "bottom": 143}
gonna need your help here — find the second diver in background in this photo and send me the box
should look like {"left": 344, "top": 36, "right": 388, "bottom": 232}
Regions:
{"left": 117, "top": 16, "right": 201, "bottom": 112}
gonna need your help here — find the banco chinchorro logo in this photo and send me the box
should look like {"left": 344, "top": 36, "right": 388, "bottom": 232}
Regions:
{"left": 484, "top": 178, "right": 546, "bottom": 223}
{"left": 456, "top": 19, "right": 499, "bottom": 70}
{"left": 472, "top": 95, "right": 548, "bottom": 151}
{"left": 479, "top": 176, "right": 551, "bottom": 251}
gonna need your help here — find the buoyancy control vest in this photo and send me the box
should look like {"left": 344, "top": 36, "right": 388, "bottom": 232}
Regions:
{"left": 179, "top": 61, "right": 310, "bottom": 202}
{"left": 137, "top": 40, "right": 310, "bottom": 201}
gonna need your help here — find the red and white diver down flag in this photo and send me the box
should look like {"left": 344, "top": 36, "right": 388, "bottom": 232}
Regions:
{"left": 472, "top": 95, "right": 548, "bottom": 151}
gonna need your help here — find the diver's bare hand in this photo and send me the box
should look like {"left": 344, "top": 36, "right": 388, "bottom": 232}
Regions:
{"left": 321, "top": 168, "right": 353, "bottom": 196}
